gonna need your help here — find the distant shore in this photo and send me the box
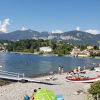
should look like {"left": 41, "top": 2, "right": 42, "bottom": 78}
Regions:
{"left": 8, "top": 51, "right": 100, "bottom": 59}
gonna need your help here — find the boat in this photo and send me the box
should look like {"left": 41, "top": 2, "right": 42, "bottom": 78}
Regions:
{"left": 66, "top": 75, "right": 100, "bottom": 83}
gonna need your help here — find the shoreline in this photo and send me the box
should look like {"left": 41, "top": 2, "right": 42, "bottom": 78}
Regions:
{"left": 0, "top": 70, "right": 70, "bottom": 86}
{"left": 0, "top": 65, "right": 98, "bottom": 86}
{"left": 9, "top": 51, "right": 100, "bottom": 59}
{"left": 0, "top": 70, "right": 95, "bottom": 100}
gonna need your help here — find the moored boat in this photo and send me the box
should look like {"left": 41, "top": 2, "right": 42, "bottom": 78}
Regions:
{"left": 66, "top": 75, "right": 100, "bottom": 83}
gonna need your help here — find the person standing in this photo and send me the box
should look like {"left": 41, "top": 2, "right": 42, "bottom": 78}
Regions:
{"left": 61, "top": 66, "right": 64, "bottom": 74}
{"left": 58, "top": 66, "right": 61, "bottom": 74}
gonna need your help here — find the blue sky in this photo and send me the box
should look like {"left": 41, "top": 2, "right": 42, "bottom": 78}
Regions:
{"left": 0, "top": 0, "right": 100, "bottom": 34}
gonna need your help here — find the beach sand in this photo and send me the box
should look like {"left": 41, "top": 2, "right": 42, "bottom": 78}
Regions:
{"left": 0, "top": 70, "right": 99, "bottom": 100}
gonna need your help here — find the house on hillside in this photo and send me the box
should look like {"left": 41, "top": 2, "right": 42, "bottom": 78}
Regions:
{"left": 70, "top": 47, "right": 81, "bottom": 56}
{"left": 71, "top": 47, "right": 90, "bottom": 57}
{"left": 78, "top": 50, "right": 90, "bottom": 57}
{"left": 0, "top": 43, "right": 5, "bottom": 52}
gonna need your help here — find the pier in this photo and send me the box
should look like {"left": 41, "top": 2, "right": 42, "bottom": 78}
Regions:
{"left": 0, "top": 70, "right": 55, "bottom": 85}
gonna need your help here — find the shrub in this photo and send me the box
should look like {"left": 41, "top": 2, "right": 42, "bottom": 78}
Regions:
{"left": 88, "top": 81, "right": 100, "bottom": 99}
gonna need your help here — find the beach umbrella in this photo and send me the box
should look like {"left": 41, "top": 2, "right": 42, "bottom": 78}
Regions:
{"left": 34, "top": 88, "right": 57, "bottom": 100}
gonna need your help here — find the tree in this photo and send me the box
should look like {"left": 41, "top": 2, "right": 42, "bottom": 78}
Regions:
{"left": 88, "top": 81, "right": 100, "bottom": 99}
{"left": 94, "top": 46, "right": 99, "bottom": 50}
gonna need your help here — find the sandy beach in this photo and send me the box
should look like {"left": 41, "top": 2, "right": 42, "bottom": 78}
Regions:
{"left": 0, "top": 70, "right": 99, "bottom": 100}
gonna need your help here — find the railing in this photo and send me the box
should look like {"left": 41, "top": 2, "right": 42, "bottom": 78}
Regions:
{"left": 0, "top": 70, "right": 24, "bottom": 81}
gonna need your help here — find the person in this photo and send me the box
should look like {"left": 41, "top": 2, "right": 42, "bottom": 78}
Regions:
{"left": 83, "top": 66, "right": 86, "bottom": 70}
{"left": 73, "top": 68, "right": 77, "bottom": 74}
{"left": 58, "top": 66, "right": 61, "bottom": 74}
{"left": 77, "top": 66, "right": 81, "bottom": 73}
{"left": 61, "top": 67, "right": 64, "bottom": 74}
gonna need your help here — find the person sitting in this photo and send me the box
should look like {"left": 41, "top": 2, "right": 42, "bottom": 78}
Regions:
{"left": 73, "top": 68, "right": 77, "bottom": 74}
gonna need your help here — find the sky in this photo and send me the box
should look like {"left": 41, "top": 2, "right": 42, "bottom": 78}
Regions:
{"left": 0, "top": 0, "right": 100, "bottom": 34}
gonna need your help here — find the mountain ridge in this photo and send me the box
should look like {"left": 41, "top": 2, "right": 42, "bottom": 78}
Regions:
{"left": 0, "top": 30, "right": 100, "bottom": 45}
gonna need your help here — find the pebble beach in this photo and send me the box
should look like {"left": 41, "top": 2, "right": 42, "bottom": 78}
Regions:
{"left": 0, "top": 70, "right": 99, "bottom": 100}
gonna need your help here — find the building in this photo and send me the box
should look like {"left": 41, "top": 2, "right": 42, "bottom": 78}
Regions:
{"left": 70, "top": 47, "right": 81, "bottom": 56}
{"left": 78, "top": 50, "right": 90, "bottom": 57}
{"left": 99, "top": 46, "right": 100, "bottom": 50}
{"left": 71, "top": 47, "right": 90, "bottom": 57}
{"left": 39, "top": 47, "right": 52, "bottom": 53}
{"left": 87, "top": 46, "right": 94, "bottom": 50}
{"left": 0, "top": 43, "right": 5, "bottom": 52}
{"left": 3, "top": 43, "right": 8, "bottom": 46}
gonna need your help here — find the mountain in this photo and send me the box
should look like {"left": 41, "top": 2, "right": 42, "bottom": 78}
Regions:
{"left": 48, "top": 30, "right": 100, "bottom": 45}
{"left": 94, "top": 34, "right": 100, "bottom": 45}
{"left": 0, "top": 29, "right": 40, "bottom": 41}
{"left": 60, "top": 30, "right": 99, "bottom": 45}
{"left": 0, "top": 30, "right": 100, "bottom": 45}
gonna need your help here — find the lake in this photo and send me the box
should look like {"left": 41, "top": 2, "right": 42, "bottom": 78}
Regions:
{"left": 0, "top": 52, "right": 100, "bottom": 77}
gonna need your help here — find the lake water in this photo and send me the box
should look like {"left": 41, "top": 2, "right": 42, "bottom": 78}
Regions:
{"left": 0, "top": 52, "right": 100, "bottom": 77}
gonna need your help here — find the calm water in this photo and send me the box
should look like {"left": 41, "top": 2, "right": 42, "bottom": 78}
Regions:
{"left": 0, "top": 52, "right": 100, "bottom": 77}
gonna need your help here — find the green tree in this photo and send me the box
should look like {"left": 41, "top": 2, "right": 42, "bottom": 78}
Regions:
{"left": 88, "top": 81, "right": 100, "bottom": 99}
{"left": 94, "top": 46, "right": 99, "bottom": 50}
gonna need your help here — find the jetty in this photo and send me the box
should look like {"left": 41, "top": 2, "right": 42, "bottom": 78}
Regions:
{"left": 0, "top": 70, "right": 56, "bottom": 85}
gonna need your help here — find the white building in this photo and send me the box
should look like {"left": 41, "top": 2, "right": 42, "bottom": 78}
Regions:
{"left": 39, "top": 47, "right": 52, "bottom": 53}
{"left": 3, "top": 43, "right": 8, "bottom": 46}
{"left": 99, "top": 46, "right": 100, "bottom": 50}
{"left": 87, "top": 46, "right": 94, "bottom": 50}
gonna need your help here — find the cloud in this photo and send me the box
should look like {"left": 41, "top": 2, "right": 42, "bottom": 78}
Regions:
{"left": 21, "top": 26, "right": 27, "bottom": 31}
{"left": 85, "top": 29, "right": 100, "bottom": 35}
{"left": 0, "top": 18, "right": 10, "bottom": 33}
{"left": 51, "top": 29, "right": 63, "bottom": 34}
{"left": 76, "top": 27, "right": 80, "bottom": 31}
